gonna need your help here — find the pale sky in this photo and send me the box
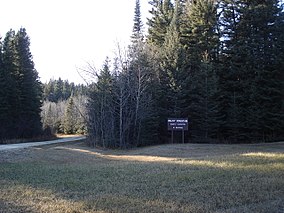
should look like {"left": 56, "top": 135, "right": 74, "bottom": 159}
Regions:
{"left": 0, "top": 0, "right": 150, "bottom": 84}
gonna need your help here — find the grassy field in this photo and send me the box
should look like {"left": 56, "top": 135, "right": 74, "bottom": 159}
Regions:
{"left": 0, "top": 141, "right": 283, "bottom": 213}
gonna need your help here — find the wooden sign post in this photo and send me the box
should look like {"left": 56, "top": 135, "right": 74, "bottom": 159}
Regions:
{"left": 167, "top": 118, "right": 188, "bottom": 143}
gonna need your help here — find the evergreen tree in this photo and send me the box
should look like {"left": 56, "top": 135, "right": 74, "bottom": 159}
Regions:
{"left": 83, "top": 0, "right": 284, "bottom": 146}
{"left": 0, "top": 28, "right": 43, "bottom": 140}
{"left": 87, "top": 59, "right": 116, "bottom": 147}
{"left": 131, "top": 0, "right": 144, "bottom": 44}
{"left": 1, "top": 30, "right": 21, "bottom": 139}
{"left": 43, "top": 79, "right": 55, "bottom": 101}
{"left": 54, "top": 77, "right": 64, "bottom": 102}
{"left": 244, "top": 0, "right": 283, "bottom": 141}
{"left": 181, "top": 0, "right": 221, "bottom": 141}
{"left": 0, "top": 38, "right": 8, "bottom": 139}
{"left": 128, "top": 0, "right": 159, "bottom": 146}
{"left": 220, "top": 0, "right": 284, "bottom": 142}
{"left": 43, "top": 78, "right": 87, "bottom": 102}
{"left": 62, "top": 80, "right": 70, "bottom": 100}
{"left": 162, "top": 0, "right": 183, "bottom": 116}
{"left": 15, "top": 28, "right": 43, "bottom": 138}
{"left": 63, "top": 97, "right": 76, "bottom": 134}
{"left": 147, "top": 0, "right": 174, "bottom": 46}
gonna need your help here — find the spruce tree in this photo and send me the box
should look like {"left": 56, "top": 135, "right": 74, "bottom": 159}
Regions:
{"left": 0, "top": 28, "right": 43, "bottom": 140}
{"left": 54, "top": 78, "right": 64, "bottom": 102}
{"left": 160, "top": 0, "right": 184, "bottom": 116}
{"left": 180, "top": 0, "right": 220, "bottom": 141}
{"left": 220, "top": 0, "right": 284, "bottom": 142}
{"left": 131, "top": 0, "right": 144, "bottom": 44}
{"left": 245, "top": 0, "right": 283, "bottom": 141}
{"left": 0, "top": 38, "right": 8, "bottom": 140}
{"left": 1, "top": 30, "right": 20, "bottom": 139}
{"left": 43, "top": 103, "right": 54, "bottom": 132}
{"left": 15, "top": 28, "right": 43, "bottom": 138}
{"left": 128, "top": 0, "right": 159, "bottom": 146}
{"left": 147, "top": 0, "right": 174, "bottom": 46}
{"left": 63, "top": 97, "right": 76, "bottom": 134}
{"left": 87, "top": 59, "right": 116, "bottom": 147}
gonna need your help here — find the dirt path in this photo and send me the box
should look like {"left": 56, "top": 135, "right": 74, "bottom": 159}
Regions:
{"left": 0, "top": 136, "right": 86, "bottom": 151}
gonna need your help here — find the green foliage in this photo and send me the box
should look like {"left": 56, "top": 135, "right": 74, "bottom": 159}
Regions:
{"left": 63, "top": 97, "right": 76, "bottom": 134}
{"left": 41, "top": 78, "right": 88, "bottom": 135}
{"left": 218, "top": 0, "right": 284, "bottom": 142}
{"left": 15, "top": 28, "right": 43, "bottom": 138}
{"left": 142, "top": 0, "right": 284, "bottom": 143}
{"left": 0, "top": 30, "right": 19, "bottom": 140}
{"left": 179, "top": 0, "right": 221, "bottom": 141}
{"left": 147, "top": 0, "right": 174, "bottom": 46}
{"left": 87, "top": 59, "right": 116, "bottom": 147}
{"left": 131, "top": 0, "right": 144, "bottom": 44}
{"left": 0, "top": 28, "right": 43, "bottom": 141}
{"left": 41, "top": 95, "right": 87, "bottom": 135}
{"left": 86, "top": 0, "right": 284, "bottom": 146}
{"left": 43, "top": 78, "right": 87, "bottom": 102}
{"left": 87, "top": 3, "right": 158, "bottom": 148}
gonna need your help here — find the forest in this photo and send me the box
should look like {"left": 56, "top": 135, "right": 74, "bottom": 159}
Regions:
{"left": 0, "top": 0, "right": 283, "bottom": 147}
{"left": 41, "top": 79, "right": 88, "bottom": 135}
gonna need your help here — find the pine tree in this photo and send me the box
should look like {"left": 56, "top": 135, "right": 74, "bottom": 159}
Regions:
{"left": 1, "top": 30, "right": 20, "bottom": 139}
{"left": 0, "top": 38, "right": 8, "bottom": 140}
{"left": 180, "top": 0, "right": 220, "bottom": 141}
{"left": 15, "top": 28, "right": 43, "bottom": 138}
{"left": 147, "top": 0, "right": 174, "bottom": 46}
{"left": 43, "top": 78, "right": 88, "bottom": 102}
{"left": 127, "top": 0, "right": 159, "bottom": 146}
{"left": 62, "top": 80, "right": 71, "bottom": 100}
{"left": 245, "top": 0, "right": 283, "bottom": 141}
{"left": 158, "top": 0, "right": 184, "bottom": 119}
{"left": 131, "top": 0, "right": 144, "bottom": 44}
{"left": 87, "top": 59, "right": 116, "bottom": 147}
{"left": 54, "top": 78, "right": 64, "bottom": 102}
{"left": 220, "top": 0, "right": 284, "bottom": 142}
{"left": 0, "top": 28, "right": 43, "bottom": 140}
{"left": 217, "top": 0, "right": 243, "bottom": 141}
{"left": 63, "top": 97, "right": 76, "bottom": 134}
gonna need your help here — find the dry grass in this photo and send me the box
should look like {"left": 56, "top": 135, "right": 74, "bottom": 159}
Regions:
{"left": 0, "top": 142, "right": 283, "bottom": 213}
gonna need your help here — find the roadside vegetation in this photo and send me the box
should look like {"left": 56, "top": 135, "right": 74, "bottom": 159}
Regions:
{"left": 1, "top": 1, "right": 283, "bottom": 146}
{"left": 0, "top": 142, "right": 283, "bottom": 212}
{"left": 41, "top": 78, "right": 88, "bottom": 135}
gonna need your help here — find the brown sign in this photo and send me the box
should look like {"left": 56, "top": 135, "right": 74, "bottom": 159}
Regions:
{"left": 168, "top": 118, "right": 188, "bottom": 131}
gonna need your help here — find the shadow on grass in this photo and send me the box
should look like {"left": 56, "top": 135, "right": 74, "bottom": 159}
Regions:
{"left": 52, "top": 144, "right": 284, "bottom": 171}
{"left": 77, "top": 142, "right": 284, "bottom": 159}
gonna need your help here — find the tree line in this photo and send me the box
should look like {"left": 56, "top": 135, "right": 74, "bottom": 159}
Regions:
{"left": 0, "top": 29, "right": 88, "bottom": 142}
{"left": 0, "top": 28, "right": 43, "bottom": 141}
{"left": 86, "top": 0, "right": 284, "bottom": 148}
{"left": 41, "top": 79, "right": 87, "bottom": 135}
{"left": 43, "top": 78, "right": 88, "bottom": 102}
{"left": 0, "top": 0, "right": 283, "bottom": 146}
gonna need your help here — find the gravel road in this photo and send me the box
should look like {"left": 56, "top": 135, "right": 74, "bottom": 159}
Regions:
{"left": 0, "top": 136, "right": 86, "bottom": 151}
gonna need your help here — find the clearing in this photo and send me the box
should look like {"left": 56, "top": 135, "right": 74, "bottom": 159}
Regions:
{"left": 0, "top": 141, "right": 283, "bottom": 213}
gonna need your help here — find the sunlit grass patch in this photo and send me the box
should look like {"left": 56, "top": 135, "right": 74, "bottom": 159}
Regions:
{"left": 242, "top": 152, "right": 284, "bottom": 158}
